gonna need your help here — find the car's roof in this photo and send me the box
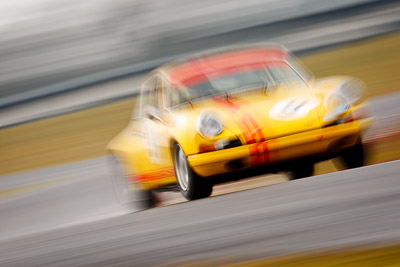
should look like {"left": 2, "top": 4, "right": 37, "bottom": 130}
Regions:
{"left": 159, "top": 43, "right": 290, "bottom": 86}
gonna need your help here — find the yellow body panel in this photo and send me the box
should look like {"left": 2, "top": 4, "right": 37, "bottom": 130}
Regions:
{"left": 188, "top": 118, "right": 371, "bottom": 177}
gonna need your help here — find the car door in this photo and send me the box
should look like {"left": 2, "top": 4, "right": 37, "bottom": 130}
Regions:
{"left": 135, "top": 73, "right": 175, "bottom": 186}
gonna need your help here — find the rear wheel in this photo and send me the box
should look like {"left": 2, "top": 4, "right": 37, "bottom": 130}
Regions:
{"left": 109, "top": 155, "right": 155, "bottom": 211}
{"left": 173, "top": 144, "right": 213, "bottom": 200}
{"left": 287, "top": 162, "right": 314, "bottom": 180}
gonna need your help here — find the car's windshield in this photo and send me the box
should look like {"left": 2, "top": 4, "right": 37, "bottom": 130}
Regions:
{"left": 171, "top": 61, "right": 306, "bottom": 106}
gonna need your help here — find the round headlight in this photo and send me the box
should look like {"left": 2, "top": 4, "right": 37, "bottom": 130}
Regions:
{"left": 196, "top": 111, "right": 224, "bottom": 138}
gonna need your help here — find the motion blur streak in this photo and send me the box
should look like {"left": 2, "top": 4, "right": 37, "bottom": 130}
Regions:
{"left": 0, "top": 161, "right": 399, "bottom": 266}
{"left": 1, "top": 0, "right": 398, "bottom": 108}
{"left": 0, "top": 0, "right": 400, "bottom": 266}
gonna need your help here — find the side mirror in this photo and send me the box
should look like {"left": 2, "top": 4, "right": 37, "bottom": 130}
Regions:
{"left": 143, "top": 105, "right": 163, "bottom": 122}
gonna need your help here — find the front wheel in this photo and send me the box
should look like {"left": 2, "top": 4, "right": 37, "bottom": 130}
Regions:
{"left": 173, "top": 144, "right": 213, "bottom": 201}
{"left": 337, "top": 140, "right": 365, "bottom": 169}
{"left": 109, "top": 155, "right": 155, "bottom": 211}
{"left": 286, "top": 162, "right": 314, "bottom": 180}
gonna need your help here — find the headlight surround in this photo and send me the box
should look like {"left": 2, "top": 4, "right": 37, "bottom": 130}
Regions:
{"left": 336, "top": 78, "right": 365, "bottom": 106}
{"left": 324, "top": 78, "right": 365, "bottom": 121}
{"left": 324, "top": 92, "right": 349, "bottom": 120}
{"left": 196, "top": 111, "right": 224, "bottom": 138}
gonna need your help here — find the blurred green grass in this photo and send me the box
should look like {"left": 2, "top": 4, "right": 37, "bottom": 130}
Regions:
{"left": 188, "top": 243, "right": 400, "bottom": 267}
{"left": 0, "top": 98, "right": 136, "bottom": 175}
{"left": 301, "top": 31, "right": 400, "bottom": 98}
{"left": 1, "top": 31, "right": 400, "bottom": 175}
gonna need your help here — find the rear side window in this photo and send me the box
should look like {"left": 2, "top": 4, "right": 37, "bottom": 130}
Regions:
{"left": 136, "top": 74, "right": 163, "bottom": 117}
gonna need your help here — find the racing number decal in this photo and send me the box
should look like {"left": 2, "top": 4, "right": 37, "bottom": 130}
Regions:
{"left": 269, "top": 96, "right": 321, "bottom": 121}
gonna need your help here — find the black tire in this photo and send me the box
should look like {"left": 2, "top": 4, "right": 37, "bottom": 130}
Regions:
{"left": 287, "top": 162, "right": 314, "bottom": 180}
{"left": 173, "top": 144, "right": 213, "bottom": 201}
{"left": 109, "top": 155, "right": 155, "bottom": 211}
{"left": 338, "top": 140, "right": 365, "bottom": 169}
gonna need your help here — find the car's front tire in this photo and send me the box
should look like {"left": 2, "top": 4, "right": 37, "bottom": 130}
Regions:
{"left": 173, "top": 144, "right": 213, "bottom": 201}
{"left": 337, "top": 139, "right": 365, "bottom": 169}
{"left": 287, "top": 162, "right": 314, "bottom": 180}
{"left": 109, "top": 155, "right": 155, "bottom": 211}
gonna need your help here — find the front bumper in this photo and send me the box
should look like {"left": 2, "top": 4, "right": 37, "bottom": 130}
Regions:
{"left": 188, "top": 117, "right": 374, "bottom": 177}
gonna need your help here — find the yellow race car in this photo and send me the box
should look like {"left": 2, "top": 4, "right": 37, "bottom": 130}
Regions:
{"left": 107, "top": 43, "right": 373, "bottom": 210}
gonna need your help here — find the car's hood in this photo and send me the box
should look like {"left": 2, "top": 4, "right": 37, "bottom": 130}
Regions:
{"left": 171, "top": 85, "right": 325, "bottom": 144}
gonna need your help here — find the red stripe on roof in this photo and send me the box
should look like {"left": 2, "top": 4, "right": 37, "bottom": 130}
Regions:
{"left": 169, "top": 48, "right": 287, "bottom": 87}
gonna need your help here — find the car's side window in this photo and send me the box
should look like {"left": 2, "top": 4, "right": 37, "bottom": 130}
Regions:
{"left": 166, "top": 80, "right": 192, "bottom": 108}
{"left": 167, "top": 81, "right": 180, "bottom": 108}
{"left": 142, "top": 76, "right": 157, "bottom": 107}
{"left": 140, "top": 74, "right": 164, "bottom": 119}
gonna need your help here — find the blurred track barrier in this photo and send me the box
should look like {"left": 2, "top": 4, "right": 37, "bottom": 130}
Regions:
{"left": 0, "top": 0, "right": 399, "bottom": 108}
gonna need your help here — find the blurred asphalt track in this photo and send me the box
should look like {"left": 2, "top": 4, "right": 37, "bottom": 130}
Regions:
{"left": 0, "top": 160, "right": 399, "bottom": 266}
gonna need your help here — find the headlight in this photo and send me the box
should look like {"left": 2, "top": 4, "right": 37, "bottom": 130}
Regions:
{"left": 324, "top": 78, "right": 365, "bottom": 121}
{"left": 196, "top": 111, "right": 224, "bottom": 138}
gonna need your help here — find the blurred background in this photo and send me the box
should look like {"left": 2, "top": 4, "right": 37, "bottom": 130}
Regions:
{"left": 1, "top": 0, "right": 397, "bottom": 108}
{"left": 1, "top": 0, "right": 400, "bottom": 266}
